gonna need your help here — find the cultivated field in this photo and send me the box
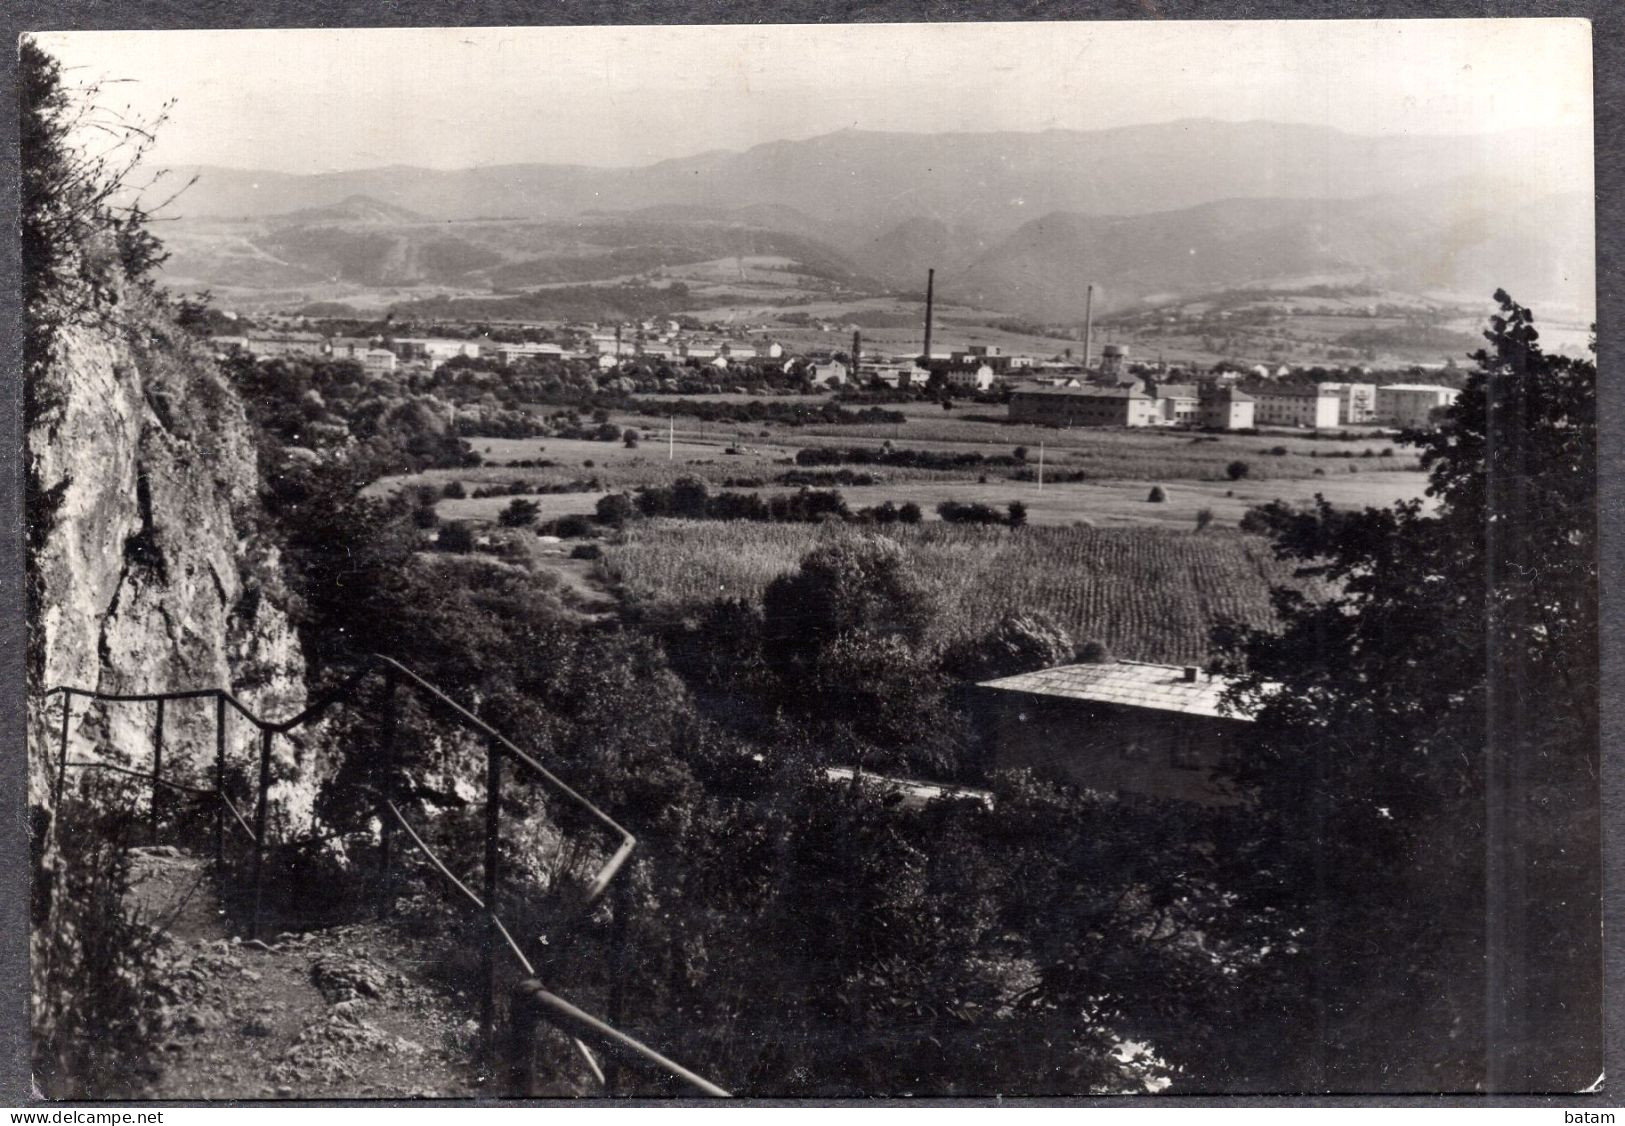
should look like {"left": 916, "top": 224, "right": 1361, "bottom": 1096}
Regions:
{"left": 599, "top": 520, "right": 1334, "bottom": 665}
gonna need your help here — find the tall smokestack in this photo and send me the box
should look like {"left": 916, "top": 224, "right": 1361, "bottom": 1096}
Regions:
{"left": 922, "top": 268, "right": 935, "bottom": 364}
{"left": 1082, "top": 283, "right": 1095, "bottom": 373}
{"left": 852, "top": 329, "right": 862, "bottom": 368}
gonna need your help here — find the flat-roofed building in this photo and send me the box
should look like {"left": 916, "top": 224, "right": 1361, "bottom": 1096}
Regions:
{"left": 243, "top": 332, "right": 325, "bottom": 358}
{"left": 1319, "top": 381, "right": 1378, "bottom": 424}
{"left": 976, "top": 661, "right": 1267, "bottom": 804}
{"left": 495, "top": 342, "right": 567, "bottom": 365}
{"left": 391, "top": 337, "right": 480, "bottom": 364}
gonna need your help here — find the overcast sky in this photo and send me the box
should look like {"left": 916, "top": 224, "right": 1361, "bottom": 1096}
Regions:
{"left": 31, "top": 20, "right": 1594, "bottom": 174}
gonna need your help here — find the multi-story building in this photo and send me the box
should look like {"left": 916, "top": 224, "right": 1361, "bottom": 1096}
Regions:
{"left": 1377, "top": 384, "right": 1460, "bottom": 428}
{"left": 494, "top": 342, "right": 568, "bottom": 365}
{"left": 1150, "top": 383, "right": 1200, "bottom": 426}
{"left": 359, "top": 348, "right": 399, "bottom": 376}
{"left": 1008, "top": 386, "right": 1156, "bottom": 428}
{"left": 241, "top": 332, "right": 325, "bottom": 358}
{"left": 944, "top": 363, "right": 995, "bottom": 391}
{"left": 1250, "top": 383, "right": 1341, "bottom": 429}
{"left": 808, "top": 360, "right": 849, "bottom": 387}
{"left": 1319, "top": 382, "right": 1378, "bottom": 425}
{"left": 1198, "top": 384, "right": 1256, "bottom": 430}
{"left": 391, "top": 337, "right": 480, "bottom": 365}
{"left": 859, "top": 360, "right": 929, "bottom": 388}
{"left": 328, "top": 336, "right": 376, "bottom": 361}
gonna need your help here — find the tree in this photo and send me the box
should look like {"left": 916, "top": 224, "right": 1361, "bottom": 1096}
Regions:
{"left": 1194, "top": 507, "right": 1214, "bottom": 532}
{"left": 498, "top": 498, "right": 540, "bottom": 527}
{"left": 1007, "top": 500, "right": 1028, "bottom": 528}
{"left": 1211, "top": 292, "right": 1598, "bottom": 1091}
{"left": 437, "top": 522, "right": 474, "bottom": 553}
{"left": 595, "top": 492, "right": 635, "bottom": 527}
{"left": 1226, "top": 460, "right": 1250, "bottom": 481}
{"left": 762, "top": 537, "right": 933, "bottom": 679}
{"left": 623, "top": 427, "right": 641, "bottom": 448}
{"left": 1147, "top": 486, "right": 1166, "bottom": 503}
{"left": 941, "top": 613, "right": 1073, "bottom": 682}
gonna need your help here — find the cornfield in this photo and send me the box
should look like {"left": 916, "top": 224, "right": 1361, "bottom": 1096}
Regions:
{"left": 600, "top": 519, "right": 1327, "bottom": 665}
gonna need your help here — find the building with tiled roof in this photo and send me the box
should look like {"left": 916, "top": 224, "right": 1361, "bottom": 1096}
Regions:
{"left": 1197, "top": 383, "right": 1256, "bottom": 431}
{"left": 975, "top": 660, "right": 1265, "bottom": 803}
{"left": 1008, "top": 385, "right": 1156, "bottom": 428}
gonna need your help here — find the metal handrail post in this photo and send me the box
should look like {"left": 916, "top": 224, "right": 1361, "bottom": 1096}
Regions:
{"left": 377, "top": 667, "right": 398, "bottom": 917}
{"left": 214, "top": 694, "right": 227, "bottom": 866}
{"left": 482, "top": 742, "right": 502, "bottom": 1054}
{"left": 151, "top": 698, "right": 165, "bottom": 844}
{"left": 250, "top": 728, "right": 273, "bottom": 940}
{"left": 507, "top": 980, "right": 542, "bottom": 1096}
{"left": 604, "top": 873, "right": 633, "bottom": 1095}
{"left": 55, "top": 692, "right": 71, "bottom": 806}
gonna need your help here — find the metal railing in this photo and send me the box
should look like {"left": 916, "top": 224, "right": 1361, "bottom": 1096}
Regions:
{"left": 39, "top": 653, "right": 729, "bottom": 1097}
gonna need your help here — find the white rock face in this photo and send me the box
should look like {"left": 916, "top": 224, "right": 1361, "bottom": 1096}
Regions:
{"left": 27, "top": 295, "right": 310, "bottom": 822}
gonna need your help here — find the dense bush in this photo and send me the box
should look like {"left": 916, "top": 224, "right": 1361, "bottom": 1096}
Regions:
{"left": 941, "top": 612, "right": 1074, "bottom": 682}
{"left": 937, "top": 499, "right": 1023, "bottom": 527}
{"left": 776, "top": 468, "right": 882, "bottom": 487}
{"left": 498, "top": 498, "right": 540, "bottom": 527}
{"left": 438, "top": 522, "right": 475, "bottom": 552}
{"left": 796, "top": 445, "right": 1019, "bottom": 471}
{"left": 545, "top": 514, "right": 595, "bottom": 539}
{"left": 32, "top": 785, "right": 164, "bottom": 1098}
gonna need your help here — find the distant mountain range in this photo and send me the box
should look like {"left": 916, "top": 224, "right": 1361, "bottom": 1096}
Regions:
{"left": 148, "top": 120, "right": 1595, "bottom": 319}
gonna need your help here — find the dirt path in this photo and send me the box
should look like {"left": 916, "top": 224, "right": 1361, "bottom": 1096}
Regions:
{"left": 124, "top": 849, "right": 491, "bottom": 1100}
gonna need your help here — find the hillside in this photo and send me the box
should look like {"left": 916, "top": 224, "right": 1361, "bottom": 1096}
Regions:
{"left": 157, "top": 120, "right": 1588, "bottom": 229}
{"left": 953, "top": 185, "right": 1595, "bottom": 320}
{"left": 159, "top": 205, "right": 876, "bottom": 297}
{"left": 143, "top": 120, "right": 1593, "bottom": 324}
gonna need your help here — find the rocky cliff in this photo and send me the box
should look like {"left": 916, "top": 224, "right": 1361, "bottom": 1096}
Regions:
{"left": 26, "top": 284, "right": 309, "bottom": 821}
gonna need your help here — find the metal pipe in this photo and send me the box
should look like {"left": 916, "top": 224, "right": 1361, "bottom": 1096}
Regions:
{"left": 214, "top": 694, "right": 226, "bottom": 866}
{"left": 482, "top": 743, "right": 502, "bottom": 1051}
{"left": 55, "top": 692, "right": 71, "bottom": 806}
{"left": 605, "top": 873, "right": 633, "bottom": 1095}
{"left": 514, "top": 980, "right": 731, "bottom": 1098}
{"left": 377, "top": 667, "right": 398, "bottom": 917}
{"left": 250, "top": 728, "right": 273, "bottom": 940}
{"left": 151, "top": 698, "right": 165, "bottom": 844}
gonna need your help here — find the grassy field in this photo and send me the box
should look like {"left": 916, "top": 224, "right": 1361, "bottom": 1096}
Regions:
{"left": 754, "top": 471, "right": 1432, "bottom": 529}
{"left": 599, "top": 520, "right": 1333, "bottom": 665}
{"left": 389, "top": 463, "right": 1429, "bottom": 530}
